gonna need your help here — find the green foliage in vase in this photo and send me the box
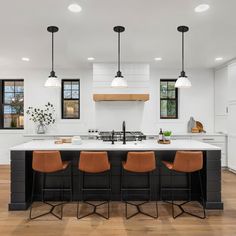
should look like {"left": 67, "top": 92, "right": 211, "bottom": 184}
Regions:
{"left": 163, "top": 131, "right": 172, "bottom": 137}
{"left": 26, "top": 102, "right": 56, "bottom": 126}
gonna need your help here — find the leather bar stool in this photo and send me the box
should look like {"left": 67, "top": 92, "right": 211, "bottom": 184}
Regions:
{"left": 77, "top": 151, "right": 111, "bottom": 219}
{"left": 29, "top": 151, "right": 72, "bottom": 220}
{"left": 161, "top": 151, "right": 206, "bottom": 219}
{"left": 121, "top": 151, "right": 158, "bottom": 219}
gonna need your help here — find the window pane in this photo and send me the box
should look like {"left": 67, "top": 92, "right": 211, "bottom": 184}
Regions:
{"left": 72, "top": 90, "right": 79, "bottom": 99}
{"left": 62, "top": 80, "right": 80, "bottom": 119}
{"left": 3, "top": 114, "right": 12, "bottom": 128}
{"left": 160, "top": 82, "right": 167, "bottom": 98}
{"left": 15, "top": 81, "right": 24, "bottom": 92}
{"left": 64, "top": 90, "right": 71, "bottom": 99}
{"left": 1, "top": 80, "right": 24, "bottom": 129}
{"left": 168, "top": 81, "right": 175, "bottom": 90}
{"left": 3, "top": 105, "right": 24, "bottom": 128}
{"left": 4, "top": 105, "right": 12, "bottom": 114}
{"left": 4, "top": 81, "right": 14, "bottom": 92}
{"left": 63, "top": 100, "right": 79, "bottom": 118}
{"left": 14, "top": 93, "right": 24, "bottom": 100}
{"left": 160, "top": 80, "right": 178, "bottom": 119}
{"left": 4, "top": 114, "right": 23, "bottom": 128}
{"left": 4, "top": 93, "right": 14, "bottom": 103}
{"left": 64, "top": 82, "right": 71, "bottom": 90}
{"left": 168, "top": 90, "right": 176, "bottom": 99}
{"left": 72, "top": 81, "right": 79, "bottom": 90}
{"left": 160, "top": 100, "right": 167, "bottom": 118}
{"left": 167, "top": 100, "right": 176, "bottom": 117}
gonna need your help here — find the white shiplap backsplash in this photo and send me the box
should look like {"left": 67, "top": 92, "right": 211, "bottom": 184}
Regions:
{"left": 93, "top": 63, "right": 150, "bottom": 94}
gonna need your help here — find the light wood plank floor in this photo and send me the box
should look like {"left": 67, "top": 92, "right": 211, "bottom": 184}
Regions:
{"left": 1, "top": 165, "right": 236, "bottom": 236}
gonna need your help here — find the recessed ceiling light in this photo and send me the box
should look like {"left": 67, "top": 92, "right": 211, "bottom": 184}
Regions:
{"left": 21, "top": 57, "right": 30, "bottom": 62}
{"left": 87, "top": 57, "right": 95, "bottom": 61}
{"left": 68, "top": 3, "right": 82, "bottom": 13}
{"left": 195, "top": 4, "right": 210, "bottom": 13}
{"left": 154, "top": 57, "right": 162, "bottom": 61}
{"left": 215, "top": 57, "right": 223, "bottom": 61}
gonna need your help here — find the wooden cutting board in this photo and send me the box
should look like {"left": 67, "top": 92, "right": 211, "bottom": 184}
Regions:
{"left": 158, "top": 140, "right": 171, "bottom": 144}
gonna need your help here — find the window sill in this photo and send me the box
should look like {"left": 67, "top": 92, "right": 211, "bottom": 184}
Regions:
{"left": 157, "top": 118, "right": 184, "bottom": 124}
{"left": 0, "top": 129, "right": 25, "bottom": 134}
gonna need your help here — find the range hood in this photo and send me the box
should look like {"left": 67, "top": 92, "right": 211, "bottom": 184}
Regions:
{"left": 93, "top": 94, "right": 149, "bottom": 102}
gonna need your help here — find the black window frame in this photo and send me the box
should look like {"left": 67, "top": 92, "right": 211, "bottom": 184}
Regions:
{"left": 61, "top": 79, "right": 80, "bottom": 119}
{"left": 0, "top": 79, "right": 24, "bottom": 129}
{"left": 160, "top": 79, "right": 178, "bottom": 119}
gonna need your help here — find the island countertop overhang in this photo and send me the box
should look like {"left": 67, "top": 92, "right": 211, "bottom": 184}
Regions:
{"left": 10, "top": 139, "right": 221, "bottom": 151}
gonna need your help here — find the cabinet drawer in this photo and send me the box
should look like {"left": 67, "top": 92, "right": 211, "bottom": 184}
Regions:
{"left": 221, "top": 154, "right": 227, "bottom": 167}
{"left": 171, "top": 135, "right": 191, "bottom": 140}
{"left": 211, "top": 143, "right": 226, "bottom": 154}
{"left": 192, "top": 136, "right": 225, "bottom": 143}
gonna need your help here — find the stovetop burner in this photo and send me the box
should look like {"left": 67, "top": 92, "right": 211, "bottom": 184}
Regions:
{"left": 98, "top": 131, "right": 146, "bottom": 142}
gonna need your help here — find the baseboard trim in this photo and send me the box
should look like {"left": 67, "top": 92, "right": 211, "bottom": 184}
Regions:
{"left": 227, "top": 167, "right": 236, "bottom": 174}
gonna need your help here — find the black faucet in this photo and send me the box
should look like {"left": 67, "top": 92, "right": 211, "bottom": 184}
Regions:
{"left": 122, "top": 121, "right": 126, "bottom": 144}
{"left": 111, "top": 130, "right": 115, "bottom": 145}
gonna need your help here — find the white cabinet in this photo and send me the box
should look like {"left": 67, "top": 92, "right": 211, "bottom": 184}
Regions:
{"left": 192, "top": 135, "right": 227, "bottom": 167}
{"left": 172, "top": 134, "right": 227, "bottom": 167}
{"left": 214, "top": 67, "right": 228, "bottom": 133}
{"left": 226, "top": 63, "right": 236, "bottom": 171}
{"left": 228, "top": 63, "right": 236, "bottom": 102}
{"left": 214, "top": 67, "right": 228, "bottom": 116}
{"left": 228, "top": 135, "right": 236, "bottom": 171}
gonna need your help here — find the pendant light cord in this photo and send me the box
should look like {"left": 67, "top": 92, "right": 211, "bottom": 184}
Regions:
{"left": 52, "top": 32, "right": 54, "bottom": 72}
{"left": 182, "top": 31, "right": 184, "bottom": 72}
{"left": 118, "top": 31, "right": 120, "bottom": 72}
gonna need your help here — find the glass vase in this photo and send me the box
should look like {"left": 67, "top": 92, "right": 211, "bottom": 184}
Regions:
{"left": 37, "top": 122, "right": 46, "bottom": 134}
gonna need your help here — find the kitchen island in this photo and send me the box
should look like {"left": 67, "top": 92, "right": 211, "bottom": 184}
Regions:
{"left": 9, "top": 139, "right": 223, "bottom": 211}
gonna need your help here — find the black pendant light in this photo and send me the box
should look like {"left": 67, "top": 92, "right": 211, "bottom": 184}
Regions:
{"left": 45, "top": 26, "right": 60, "bottom": 87}
{"left": 111, "top": 26, "right": 127, "bottom": 87}
{"left": 175, "top": 25, "right": 191, "bottom": 88}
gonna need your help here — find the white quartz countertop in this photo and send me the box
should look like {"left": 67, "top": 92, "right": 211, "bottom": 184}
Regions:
{"left": 10, "top": 139, "right": 221, "bottom": 151}
{"left": 23, "top": 132, "right": 227, "bottom": 137}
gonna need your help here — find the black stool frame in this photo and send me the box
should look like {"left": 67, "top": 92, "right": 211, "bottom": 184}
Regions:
{"left": 29, "top": 163, "right": 73, "bottom": 220}
{"left": 77, "top": 170, "right": 111, "bottom": 220}
{"left": 121, "top": 168, "right": 158, "bottom": 219}
{"left": 160, "top": 167, "right": 206, "bottom": 219}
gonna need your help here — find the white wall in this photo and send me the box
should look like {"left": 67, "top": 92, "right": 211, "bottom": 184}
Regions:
{"left": 0, "top": 65, "right": 214, "bottom": 163}
{"left": 92, "top": 65, "right": 214, "bottom": 133}
{"left": 227, "top": 62, "right": 236, "bottom": 170}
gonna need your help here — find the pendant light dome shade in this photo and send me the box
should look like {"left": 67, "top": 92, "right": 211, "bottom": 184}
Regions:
{"left": 175, "top": 75, "right": 192, "bottom": 88}
{"left": 111, "top": 26, "right": 127, "bottom": 88}
{"left": 175, "top": 26, "right": 191, "bottom": 88}
{"left": 45, "top": 73, "right": 61, "bottom": 87}
{"left": 111, "top": 76, "right": 128, "bottom": 87}
{"left": 45, "top": 26, "right": 61, "bottom": 87}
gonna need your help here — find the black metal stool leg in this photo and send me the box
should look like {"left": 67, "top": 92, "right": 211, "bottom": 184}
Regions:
{"left": 165, "top": 170, "right": 206, "bottom": 219}
{"left": 29, "top": 171, "right": 36, "bottom": 220}
{"left": 198, "top": 171, "right": 206, "bottom": 219}
{"left": 77, "top": 171, "right": 110, "bottom": 220}
{"left": 77, "top": 171, "right": 84, "bottom": 219}
{"left": 70, "top": 163, "right": 73, "bottom": 201}
{"left": 30, "top": 169, "right": 73, "bottom": 220}
{"left": 107, "top": 171, "right": 111, "bottom": 219}
{"left": 123, "top": 171, "right": 158, "bottom": 219}
{"left": 42, "top": 173, "right": 45, "bottom": 202}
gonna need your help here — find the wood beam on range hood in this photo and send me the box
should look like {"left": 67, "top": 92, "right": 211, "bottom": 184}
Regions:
{"left": 93, "top": 94, "right": 150, "bottom": 102}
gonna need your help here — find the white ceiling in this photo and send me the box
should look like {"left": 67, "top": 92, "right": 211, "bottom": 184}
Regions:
{"left": 0, "top": 0, "right": 236, "bottom": 70}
